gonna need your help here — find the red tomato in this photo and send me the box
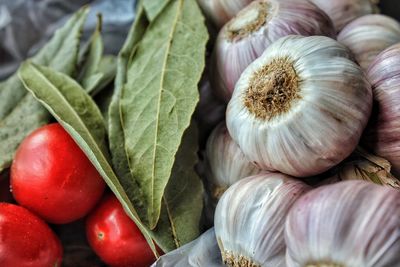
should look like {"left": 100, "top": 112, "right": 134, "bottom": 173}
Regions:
{"left": 0, "top": 203, "right": 63, "bottom": 267}
{"left": 10, "top": 123, "right": 105, "bottom": 224}
{"left": 86, "top": 195, "right": 156, "bottom": 267}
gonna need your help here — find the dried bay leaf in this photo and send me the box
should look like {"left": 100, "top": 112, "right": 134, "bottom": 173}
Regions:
{"left": 78, "top": 15, "right": 117, "bottom": 96}
{"left": 143, "top": 0, "right": 172, "bottom": 21}
{"left": 108, "top": 4, "right": 149, "bottom": 223}
{"left": 0, "top": 8, "right": 88, "bottom": 172}
{"left": 120, "top": 0, "right": 208, "bottom": 228}
{"left": 18, "top": 62, "right": 160, "bottom": 256}
{"left": 150, "top": 123, "right": 204, "bottom": 251}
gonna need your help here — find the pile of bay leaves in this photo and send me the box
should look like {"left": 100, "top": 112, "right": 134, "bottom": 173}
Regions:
{"left": 0, "top": 0, "right": 209, "bottom": 256}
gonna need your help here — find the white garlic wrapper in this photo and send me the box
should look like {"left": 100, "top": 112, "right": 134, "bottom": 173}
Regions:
{"left": 214, "top": 173, "right": 310, "bottom": 267}
{"left": 310, "top": 0, "right": 378, "bottom": 32}
{"left": 226, "top": 35, "right": 372, "bottom": 177}
{"left": 212, "top": 0, "right": 335, "bottom": 102}
{"left": 285, "top": 180, "right": 400, "bottom": 267}
{"left": 364, "top": 44, "right": 400, "bottom": 177}
{"left": 206, "top": 122, "right": 262, "bottom": 199}
{"left": 152, "top": 228, "right": 223, "bottom": 267}
{"left": 338, "top": 14, "right": 400, "bottom": 71}
{"left": 197, "top": 0, "right": 253, "bottom": 29}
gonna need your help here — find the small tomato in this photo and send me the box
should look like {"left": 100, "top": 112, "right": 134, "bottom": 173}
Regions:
{"left": 11, "top": 123, "right": 105, "bottom": 224}
{"left": 86, "top": 195, "right": 157, "bottom": 267}
{"left": 0, "top": 203, "right": 63, "bottom": 267}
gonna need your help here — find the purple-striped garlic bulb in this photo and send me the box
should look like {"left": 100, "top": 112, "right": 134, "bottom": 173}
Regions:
{"left": 226, "top": 35, "right": 372, "bottom": 177}
{"left": 363, "top": 43, "right": 400, "bottom": 177}
{"left": 211, "top": 0, "right": 335, "bottom": 102}
{"left": 152, "top": 228, "right": 223, "bottom": 267}
{"left": 338, "top": 14, "right": 400, "bottom": 72}
{"left": 205, "top": 122, "right": 262, "bottom": 200}
{"left": 214, "top": 173, "right": 311, "bottom": 267}
{"left": 197, "top": 0, "right": 254, "bottom": 29}
{"left": 285, "top": 180, "right": 400, "bottom": 267}
{"left": 310, "top": 0, "right": 379, "bottom": 32}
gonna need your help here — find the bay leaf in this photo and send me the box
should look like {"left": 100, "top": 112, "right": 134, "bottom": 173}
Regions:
{"left": 108, "top": 3, "right": 149, "bottom": 223}
{"left": 0, "top": 7, "right": 89, "bottom": 173}
{"left": 78, "top": 15, "right": 117, "bottom": 96}
{"left": 143, "top": 0, "right": 172, "bottom": 21}
{"left": 120, "top": 0, "right": 208, "bottom": 228}
{"left": 18, "top": 62, "right": 160, "bottom": 256}
{"left": 150, "top": 123, "right": 204, "bottom": 251}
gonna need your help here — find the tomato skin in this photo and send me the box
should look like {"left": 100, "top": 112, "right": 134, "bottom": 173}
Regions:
{"left": 86, "top": 195, "right": 156, "bottom": 267}
{"left": 0, "top": 203, "right": 63, "bottom": 267}
{"left": 10, "top": 123, "right": 105, "bottom": 224}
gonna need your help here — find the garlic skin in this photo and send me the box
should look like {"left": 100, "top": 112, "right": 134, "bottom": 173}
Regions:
{"left": 338, "top": 14, "right": 400, "bottom": 71}
{"left": 205, "top": 122, "right": 262, "bottom": 199}
{"left": 226, "top": 35, "right": 372, "bottom": 177}
{"left": 214, "top": 173, "right": 310, "bottom": 267}
{"left": 363, "top": 43, "right": 400, "bottom": 177}
{"left": 151, "top": 228, "right": 223, "bottom": 267}
{"left": 197, "top": 0, "right": 253, "bottom": 29}
{"left": 285, "top": 180, "right": 400, "bottom": 267}
{"left": 310, "top": 0, "right": 378, "bottom": 32}
{"left": 324, "top": 148, "right": 400, "bottom": 189}
{"left": 212, "top": 0, "right": 335, "bottom": 102}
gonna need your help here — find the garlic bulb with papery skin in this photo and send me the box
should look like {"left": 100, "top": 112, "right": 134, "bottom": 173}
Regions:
{"left": 226, "top": 35, "right": 372, "bottom": 177}
{"left": 214, "top": 173, "right": 311, "bottom": 267}
{"left": 205, "top": 122, "right": 262, "bottom": 199}
{"left": 151, "top": 228, "right": 223, "bottom": 267}
{"left": 338, "top": 14, "right": 400, "bottom": 71}
{"left": 212, "top": 0, "right": 335, "bottom": 102}
{"left": 285, "top": 180, "right": 400, "bottom": 267}
{"left": 310, "top": 0, "right": 378, "bottom": 32}
{"left": 363, "top": 43, "right": 400, "bottom": 177}
{"left": 197, "top": 0, "right": 253, "bottom": 29}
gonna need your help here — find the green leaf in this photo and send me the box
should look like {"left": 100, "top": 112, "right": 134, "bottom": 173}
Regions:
{"left": 108, "top": 4, "right": 149, "bottom": 223}
{"left": 150, "top": 123, "right": 204, "bottom": 251}
{"left": 78, "top": 15, "right": 117, "bottom": 96}
{"left": 143, "top": 0, "right": 172, "bottom": 21}
{"left": 0, "top": 7, "right": 89, "bottom": 173}
{"left": 120, "top": 0, "right": 208, "bottom": 228}
{"left": 18, "top": 62, "right": 160, "bottom": 256}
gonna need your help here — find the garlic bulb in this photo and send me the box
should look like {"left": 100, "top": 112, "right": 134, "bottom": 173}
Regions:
{"left": 214, "top": 173, "right": 310, "bottom": 267}
{"left": 205, "top": 122, "right": 262, "bottom": 199}
{"left": 310, "top": 0, "right": 378, "bottom": 32}
{"left": 152, "top": 228, "right": 223, "bottom": 267}
{"left": 285, "top": 180, "right": 400, "bottom": 267}
{"left": 212, "top": 0, "right": 335, "bottom": 102}
{"left": 226, "top": 35, "right": 372, "bottom": 177}
{"left": 338, "top": 14, "right": 400, "bottom": 71}
{"left": 363, "top": 43, "right": 400, "bottom": 177}
{"left": 197, "top": 0, "right": 253, "bottom": 29}
{"left": 320, "top": 147, "right": 400, "bottom": 189}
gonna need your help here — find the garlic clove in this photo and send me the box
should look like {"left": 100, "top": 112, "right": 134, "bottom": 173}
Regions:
{"left": 338, "top": 14, "right": 400, "bottom": 72}
{"left": 309, "top": 0, "right": 379, "bottom": 32}
{"left": 285, "top": 180, "right": 400, "bottom": 267}
{"left": 363, "top": 43, "right": 400, "bottom": 177}
{"left": 151, "top": 228, "right": 223, "bottom": 267}
{"left": 197, "top": 0, "right": 254, "bottom": 29}
{"left": 214, "top": 172, "right": 311, "bottom": 267}
{"left": 211, "top": 0, "right": 335, "bottom": 102}
{"left": 205, "top": 121, "right": 262, "bottom": 200}
{"left": 226, "top": 35, "right": 372, "bottom": 177}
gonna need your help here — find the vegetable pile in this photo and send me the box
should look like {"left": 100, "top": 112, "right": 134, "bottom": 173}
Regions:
{"left": 0, "top": 0, "right": 399, "bottom": 266}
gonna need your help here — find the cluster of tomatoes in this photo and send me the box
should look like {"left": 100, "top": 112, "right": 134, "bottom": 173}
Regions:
{"left": 1, "top": 123, "right": 155, "bottom": 267}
